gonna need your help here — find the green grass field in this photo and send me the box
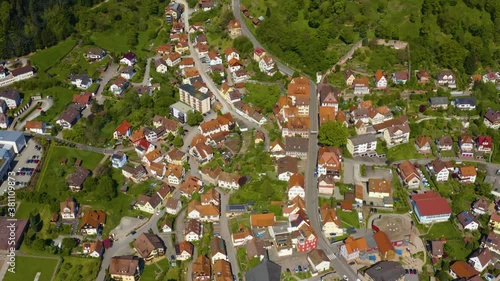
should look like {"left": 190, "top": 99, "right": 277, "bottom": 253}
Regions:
{"left": 30, "top": 39, "right": 78, "bottom": 71}
{"left": 3, "top": 255, "right": 60, "bottom": 281}
{"left": 54, "top": 256, "right": 100, "bottom": 281}
{"left": 337, "top": 209, "right": 360, "bottom": 228}
{"left": 243, "top": 83, "right": 282, "bottom": 113}
{"left": 425, "top": 221, "right": 462, "bottom": 239}
{"left": 386, "top": 141, "right": 426, "bottom": 162}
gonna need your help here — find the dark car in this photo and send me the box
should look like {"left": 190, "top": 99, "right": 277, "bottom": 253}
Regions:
{"left": 286, "top": 268, "right": 290, "bottom": 273}
{"left": 170, "top": 255, "right": 176, "bottom": 261}
{"left": 298, "top": 265, "right": 302, "bottom": 272}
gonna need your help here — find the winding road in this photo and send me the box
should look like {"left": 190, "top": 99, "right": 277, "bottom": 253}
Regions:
{"left": 230, "top": 1, "right": 360, "bottom": 280}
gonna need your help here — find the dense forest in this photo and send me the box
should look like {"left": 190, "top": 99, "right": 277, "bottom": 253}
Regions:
{"left": 0, "top": 0, "right": 105, "bottom": 58}
{"left": 255, "top": 0, "right": 500, "bottom": 75}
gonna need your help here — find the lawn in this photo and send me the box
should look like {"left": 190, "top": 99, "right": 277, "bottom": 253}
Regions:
{"left": 54, "top": 256, "right": 100, "bottom": 281}
{"left": 142, "top": 259, "right": 168, "bottom": 281}
{"left": 30, "top": 39, "right": 78, "bottom": 71}
{"left": 229, "top": 176, "right": 287, "bottom": 206}
{"left": 230, "top": 214, "right": 251, "bottom": 233}
{"left": 49, "top": 44, "right": 111, "bottom": 80}
{"left": 386, "top": 141, "right": 425, "bottom": 162}
{"left": 337, "top": 209, "right": 360, "bottom": 228}
{"left": 3, "top": 255, "right": 60, "bottom": 281}
{"left": 164, "top": 266, "right": 181, "bottom": 281}
{"left": 425, "top": 221, "right": 462, "bottom": 240}
{"left": 35, "top": 86, "right": 77, "bottom": 123}
{"left": 242, "top": 83, "right": 283, "bottom": 113}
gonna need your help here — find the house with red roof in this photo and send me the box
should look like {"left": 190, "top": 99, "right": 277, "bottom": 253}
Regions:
{"left": 476, "top": 136, "right": 492, "bottom": 152}
{"left": 113, "top": 120, "right": 132, "bottom": 140}
{"left": 411, "top": 191, "right": 451, "bottom": 224}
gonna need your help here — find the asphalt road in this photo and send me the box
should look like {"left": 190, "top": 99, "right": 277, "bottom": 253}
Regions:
{"left": 95, "top": 62, "right": 119, "bottom": 104}
{"left": 218, "top": 188, "right": 241, "bottom": 279}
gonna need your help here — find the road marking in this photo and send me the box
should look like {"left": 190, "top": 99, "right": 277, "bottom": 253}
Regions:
{"left": 34, "top": 272, "right": 41, "bottom": 281}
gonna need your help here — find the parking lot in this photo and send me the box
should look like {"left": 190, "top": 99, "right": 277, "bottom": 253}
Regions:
{"left": 272, "top": 251, "right": 311, "bottom": 275}
{"left": 0, "top": 138, "right": 42, "bottom": 194}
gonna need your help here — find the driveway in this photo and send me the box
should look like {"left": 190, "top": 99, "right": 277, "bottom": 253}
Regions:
{"left": 11, "top": 98, "right": 53, "bottom": 130}
{"left": 95, "top": 62, "right": 119, "bottom": 104}
{"left": 131, "top": 55, "right": 159, "bottom": 87}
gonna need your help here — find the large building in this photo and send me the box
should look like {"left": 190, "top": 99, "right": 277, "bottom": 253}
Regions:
{"left": 0, "top": 131, "right": 26, "bottom": 153}
{"left": 0, "top": 216, "right": 29, "bottom": 252}
{"left": 170, "top": 101, "right": 193, "bottom": 124}
{"left": 411, "top": 191, "right": 451, "bottom": 224}
{"left": 109, "top": 255, "right": 141, "bottom": 281}
{"left": 179, "top": 84, "right": 210, "bottom": 114}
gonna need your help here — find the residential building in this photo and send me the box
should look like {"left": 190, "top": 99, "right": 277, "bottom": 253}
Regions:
{"left": 245, "top": 252, "right": 281, "bottom": 281}
{"left": 373, "top": 231, "right": 395, "bottom": 260}
{"left": 454, "top": 98, "right": 476, "bottom": 110}
{"left": 344, "top": 69, "right": 355, "bottom": 86}
{"left": 110, "top": 76, "right": 129, "bottom": 95}
{"left": 307, "top": 249, "right": 330, "bottom": 272}
{"left": 416, "top": 70, "right": 431, "bottom": 84}
{"left": 368, "top": 179, "right": 391, "bottom": 198}
{"left": 364, "top": 261, "right": 405, "bottom": 281}
{"left": 217, "top": 171, "right": 242, "bottom": 189}
{"left": 226, "top": 19, "right": 242, "bottom": 38}
{"left": 56, "top": 105, "right": 81, "bottom": 129}
{"left": 113, "top": 120, "right": 132, "bottom": 140}
{"left": 85, "top": 48, "right": 106, "bottom": 61}
{"left": 430, "top": 240, "right": 444, "bottom": 258}
{"left": 223, "top": 46, "right": 240, "bottom": 62}
{"left": 170, "top": 101, "right": 193, "bottom": 124}
{"left": 449, "top": 261, "right": 478, "bottom": 280}
{"left": 436, "top": 71, "right": 456, "bottom": 88}
{"left": 66, "top": 167, "right": 90, "bottom": 191}
{"left": 484, "top": 109, "right": 500, "bottom": 129}
{"left": 411, "top": 191, "right": 452, "bottom": 224}
{"left": 165, "top": 198, "right": 182, "bottom": 215}
{"left": 82, "top": 240, "right": 104, "bottom": 258}
{"left": 120, "top": 52, "right": 137, "bottom": 66}
{"left": 178, "top": 84, "right": 210, "bottom": 114}
{"left": 320, "top": 204, "right": 343, "bottom": 238}
{"left": 161, "top": 219, "right": 172, "bottom": 233}
{"left": 0, "top": 89, "right": 21, "bottom": 109}
{"left": 476, "top": 136, "right": 492, "bottom": 152}
{"left": 232, "top": 228, "right": 254, "bottom": 246}
{"left": 374, "top": 69, "right": 387, "bottom": 88}
{"left": 481, "top": 232, "right": 500, "bottom": 254}
{"left": 192, "top": 255, "right": 211, "bottom": 281}
{"left": 277, "top": 156, "right": 298, "bottom": 181}
{"left": 457, "top": 166, "right": 477, "bottom": 184}
{"left": 353, "top": 77, "right": 370, "bottom": 95}
{"left": 346, "top": 135, "right": 377, "bottom": 156}
{"left": 471, "top": 198, "right": 489, "bottom": 215}
{"left": 25, "top": 121, "right": 45, "bottom": 134}
{"left": 69, "top": 74, "right": 93, "bottom": 89}
{"left": 80, "top": 210, "right": 106, "bottom": 235}
{"left": 436, "top": 136, "right": 453, "bottom": 151}
{"left": 250, "top": 213, "right": 276, "bottom": 228}
{"left": 111, "top": 152, "right": 127, "bottom": 168}
{"left": 429, "top": 97, "right": 449, "bottom": 109}
{"left": 318, "top": 175, "right": 335, "bottom": 196}
{"left": 179, "top": 176, "right": 204, "bottom": 198}
{"left": 317, "top": 146, "right": 342, "bottom": 178}
{"left": 284, "top": 137, "right": 308, "bottom": 159}
{"left": 134, "top": 194, "right": 162, "bottom": 214}
{"left": 287, "top": 173, "right": 305, "bottom": 200}
{"left": 392, "top": 71, "right": 409, "bottom": 84}
{"left": 468, "top": 248, "right": 492, "bottom": 273}
{"left": 427, "top": 159, "right": 450, "bottom": 182}
{"left": 341, "top": 237, "right": 368, "bottom": 261}
{"left": 185, "top": 219, "right": 203, "bottom": 241}
{"left": 134, "top": 233, "right": 165, "bottom": 261}
{"left": 397, "top": 160, "right": 420, "bottom": 189}
{"left": 457, "top": 211, "right": 479, "bottom": 230}
{"left": 383, "top": 122, "right": 410, "bottom": 146}
{"left": 72, "top": 92, "right": 92, "bottom": 109}
{"left": 210, "top": 236, "right": 227, "bottom": 264}
{"left": 415, "top": 135, "right": 432, "bottom": 154}
{"left": 212, "top": 260, "right": 233, "bottom": 281}
{"left": 259, "top": 55, "right": 276, "bottom": 76}
{"left": 109, "top": 256, "right": 141, "bottom": 281}
{"left": 175, "top": 241, "right": 194, "bottom": 261}
{"left": 459, "top": 134, "right": 475, "bottom": 157}
{"left": 60, "top": 197, "right": 78, "bottom": 220}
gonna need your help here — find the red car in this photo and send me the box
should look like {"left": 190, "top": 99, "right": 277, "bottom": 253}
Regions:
{"left": 37, "top": 107, "right": 42, "bottom": 110}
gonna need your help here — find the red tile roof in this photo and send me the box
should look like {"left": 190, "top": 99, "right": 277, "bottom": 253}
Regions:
{"left": 411, "top": 191, "right": 451, "bottom": 216}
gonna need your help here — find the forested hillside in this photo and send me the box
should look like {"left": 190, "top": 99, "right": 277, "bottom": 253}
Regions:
{"left": 252, "top": 0, "right": 500, "bottom": 75}
{"left": 0, "top": 0, "right": 103, "bottom": 59}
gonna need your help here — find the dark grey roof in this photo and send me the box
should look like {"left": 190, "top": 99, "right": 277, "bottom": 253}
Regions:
{"left": 226, "top": 204, "right": 247, "bottom": 212}
{"left": 179, "top": 84, "right": 197, "bottom": 94}
{"left": 365, "top": 261, "right": 405, "bottom": 281}
{"left": 454, "top": 98, "right": 476, "bottom": 106}
{"left": 245, "top": 254, "right": 281, "bottom": 281}
{"left": 69, "top": 74, "right": 92, "bottom": 85}
{"left": 349, "top": 134, "right": 377, "bottom": 146}
{"left": 429, "top": 97, "right": 448, "bottom": 105}
{"left": 0, "top": 89, "right": 20, "bottom": 101}
{"left": 284, "top": 137, "right": 308, "bottom": 153}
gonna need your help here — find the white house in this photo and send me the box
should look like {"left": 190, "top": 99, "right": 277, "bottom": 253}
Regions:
{"left": 224, "top": 46, "right": 240, "bottom": 62}
{"left": 155, "top": 59, "right": 168, "bottom": 74}
{"left": 120, "top": 52, "right": 137, "bottom": 66}
{"left": 321, "top": 206, "right": 343, "bottom": 238}
{"left": 307, "top": 249, "right": 330, "bottom": 272}
{"left": 427, "top": 159, "right": 449, "bottom": 182}
{"left": 175, "top": 241, "right": 193, "bottom": 261}
{"left": 161, "top": 220, "right": 173, "bottom": 233}
{"left": 165, "top": 197, "right": 182, "bottom": 215}
{"left": 120, "top": 66, "right": 136, "bottom": 80}
{"left": 111, "top": 152, "right": 127, "bottom": 168}
{"left": 207, "top": 51, "right": 222, "bottom": 66}
{"left": 259, "top": 55, "right": 276, "bottom": 76}
{"left": 457, "top": 211, "right": 479, "bottom": 231}
{"left": 82, "top": 241, "right": 104, "bottom": 258}
{"left": 287, "top": 174, "right": 305, "bottom": 200}
{"left": 210, "top": 237, "right": 228, "bottom": 264}
{"left": 375, "top": 70, "right": 387, "bottom": 89}
{"left": 468, "top": 248, "right": 493, "bottom": 272}
{"left": 185, "top": 219, "right": 202, "bottom": 242}
{"left": 368, "top": 179, "right": 391, "bottom": 199}
{"left": 69, "top": 74, "right": 93, "bottom": 90}
{"left": 134, "top": 194, "right": 162, "bottom": 214}
{"left": 217, "top": 172, "right": 241, "bottom": 189}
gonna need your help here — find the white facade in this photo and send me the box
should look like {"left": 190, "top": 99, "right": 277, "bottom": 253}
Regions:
{"left": 288, "top": 186, "right": 305, "bottom": 200}
{"left": 185, "top": 231, "right": 201, "bottom": 242}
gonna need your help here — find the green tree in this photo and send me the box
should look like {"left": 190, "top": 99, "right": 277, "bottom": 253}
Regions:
{"left": 464, "top": 53, "right": 478, "bottom": 75}
{"left": 319, "top": 121, "right": 348, "bottom": 147}
{"left": 173, "top": 135, "right": 184, "bottom": 148}
{"left": 187, "top": 111, "right": 203, "bottom": 126}
{"left": 233, "top": 36, "right": 254, "bottom": 57}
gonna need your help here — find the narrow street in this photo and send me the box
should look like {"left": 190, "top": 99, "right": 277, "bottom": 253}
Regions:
{"left": 95, "top": 62, "right": 119, "bottom": 104}
{"left": 218, "top": 188, "right": 241, "bottom": 278}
